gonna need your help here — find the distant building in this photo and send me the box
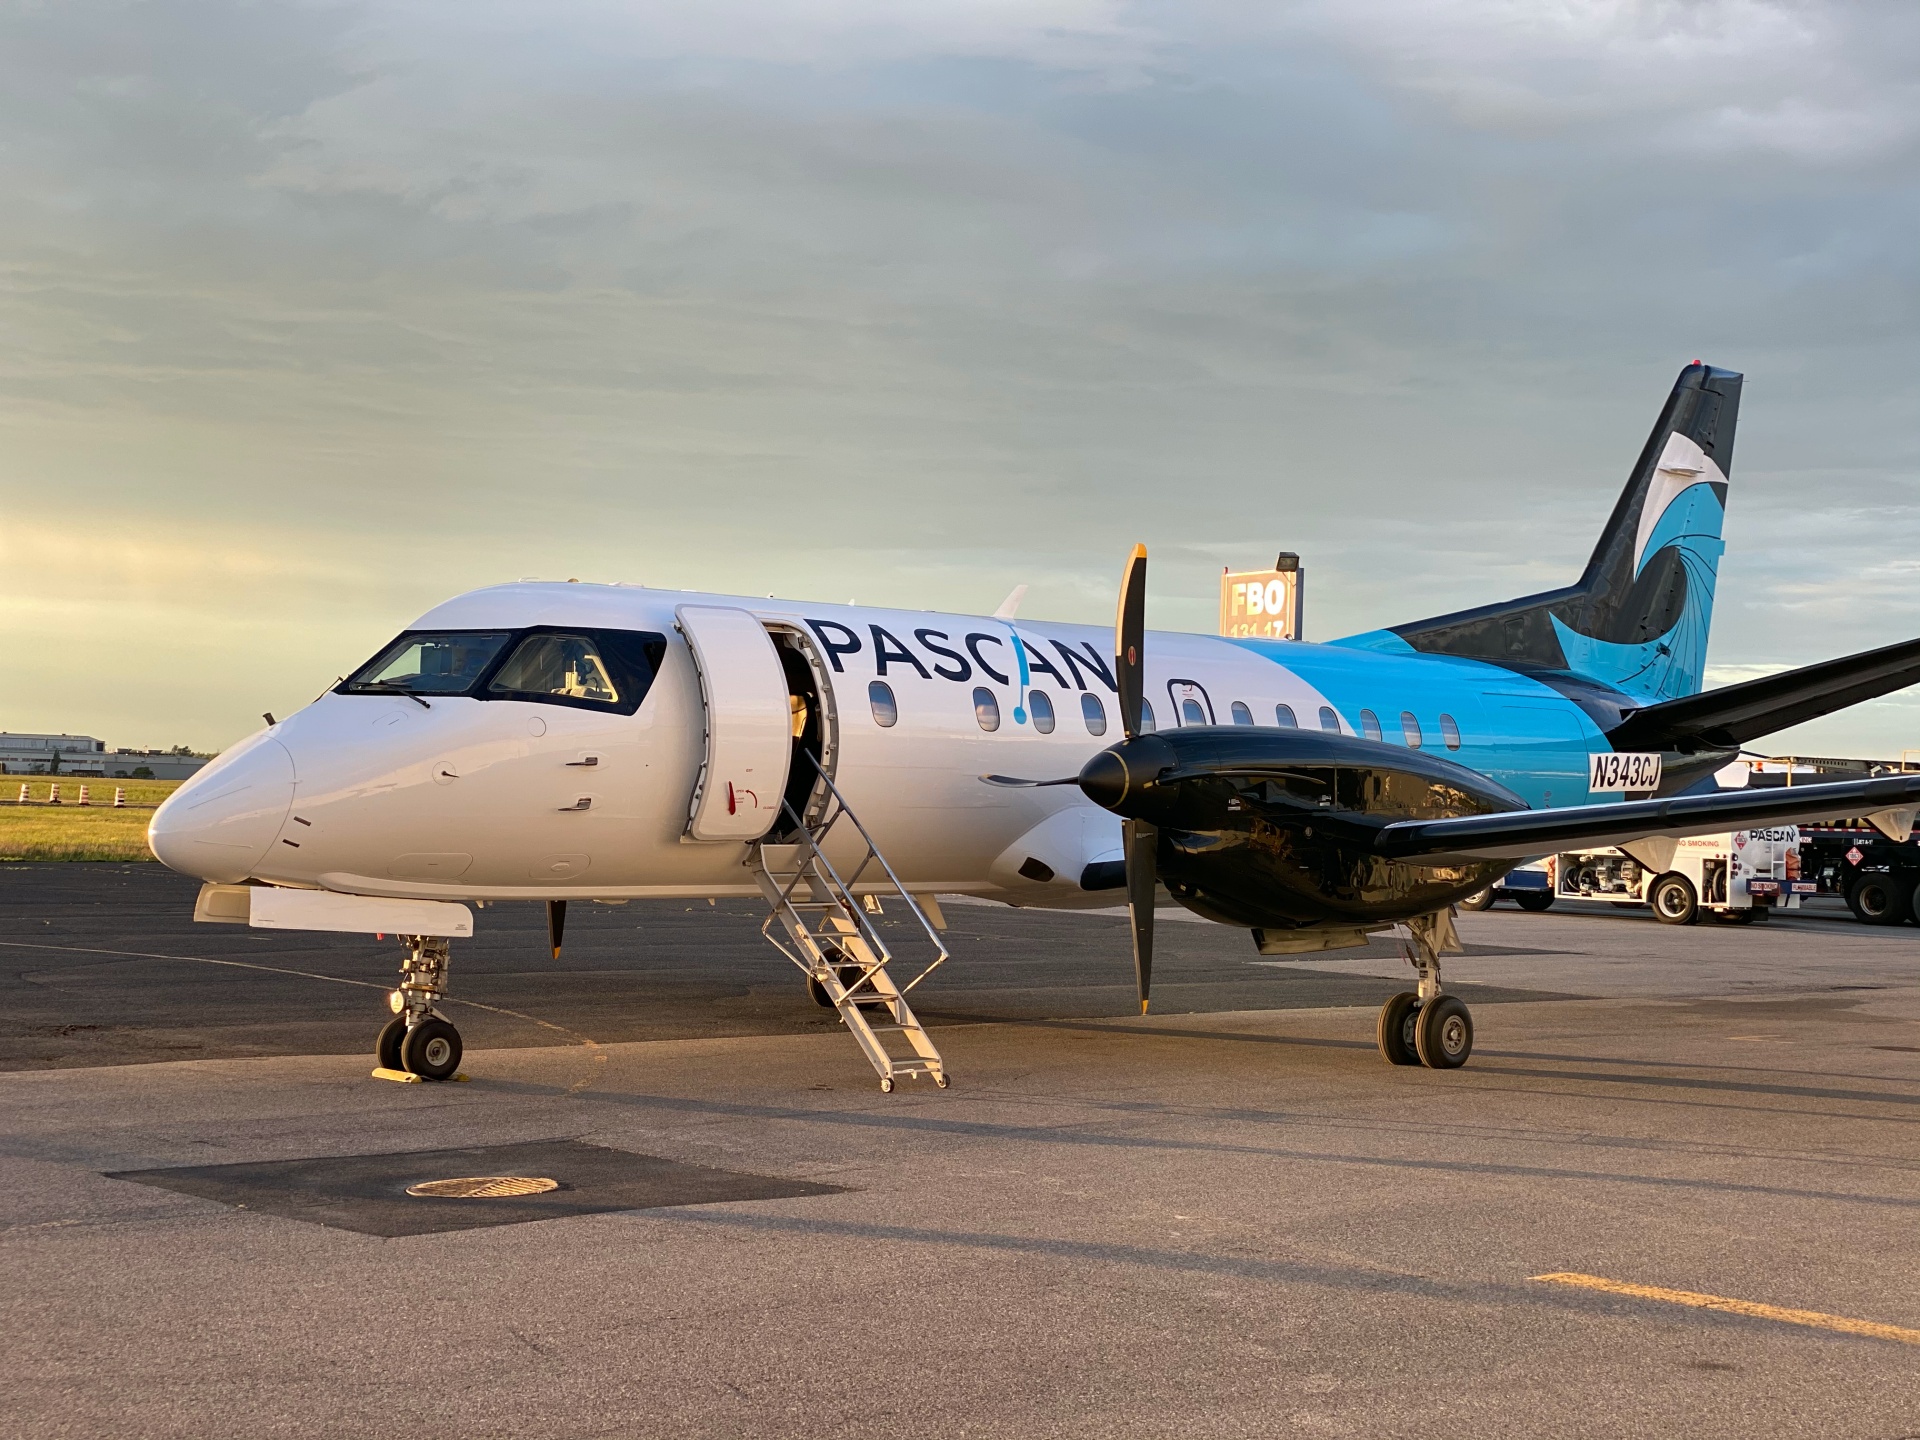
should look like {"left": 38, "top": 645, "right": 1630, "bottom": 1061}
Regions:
{"left": 0, "top": 733, "right": 212, "bottom": 780}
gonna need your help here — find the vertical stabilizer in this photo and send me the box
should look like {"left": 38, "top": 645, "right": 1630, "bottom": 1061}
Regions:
{"left": 1357, "top": 363, "right": 1741, "bottom": 703}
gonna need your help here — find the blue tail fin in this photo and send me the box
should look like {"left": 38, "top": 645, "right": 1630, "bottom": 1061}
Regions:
{"left": 1349, "top": 363, "right": 1740, "bottom": 703}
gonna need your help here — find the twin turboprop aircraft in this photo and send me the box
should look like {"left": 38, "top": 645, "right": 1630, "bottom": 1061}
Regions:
{"left": 151, "top": 363, "right": 1920, "bottom": 1087}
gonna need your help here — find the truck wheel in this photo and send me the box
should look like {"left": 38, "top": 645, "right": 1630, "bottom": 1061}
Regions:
{"left": 1650, "top": 873, "right": 1698, "bottom": 926}
{"left": 1457, "top": 889, "right": 1495, "bottom": 912}
{"left": 1847, "top": 874, "right": 1912, "bottom": 926}
{"left": 1512, "top": 892, "right": 1555, "bottom": 913}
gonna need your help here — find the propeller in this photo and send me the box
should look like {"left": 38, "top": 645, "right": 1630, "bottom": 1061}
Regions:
{"left": 547, "top": 899, "right": 567, "bottom": 961}
{"left": 974, "top": 543, "right": 1160, "bottom": 1012}
{"left": 1113, "top": 544, "right": 1156, "bottom": 1013}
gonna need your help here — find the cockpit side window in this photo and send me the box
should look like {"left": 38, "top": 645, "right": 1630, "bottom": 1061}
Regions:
{"left": 344, "top": 632, "right": 515, "bottom": 696}
{"left": 486, "top": 629, "right": 667, "bottom": 715}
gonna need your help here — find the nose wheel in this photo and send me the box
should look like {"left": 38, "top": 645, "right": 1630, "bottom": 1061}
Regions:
{"left": 372, "top": 936, "right": 466, "bottom": 1082}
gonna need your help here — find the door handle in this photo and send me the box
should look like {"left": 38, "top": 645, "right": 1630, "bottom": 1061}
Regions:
{"left": 566, "top": 755, "right": 600, "bottom": 768}
{"left": 560, "top": 796, "right": 592, "bottom": 812}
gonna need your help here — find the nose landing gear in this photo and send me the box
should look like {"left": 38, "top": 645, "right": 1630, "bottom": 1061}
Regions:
{"left": 372, "top": 935, "right": 466, "bottom": 1082}
{"left": 1375, "top": 909, "right": 1474, "bottom": 1070}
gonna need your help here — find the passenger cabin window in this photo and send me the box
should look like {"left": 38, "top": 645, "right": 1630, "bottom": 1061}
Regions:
{"left": 1318, "top": 706, "right": 1339, "bottom": 732}
{"left": 974, "top": 687, "right": 1001, "bottom": 732}
{"left": 479, "top": 629, "right": 666, "bottom": 715}
{"left": 1138, "top": 699, "right": 1157, "bottom": 733}
{"left": 1359, "top": 709, "right": 1382, "bottom": 742}
{"left": 1275, "top": 704, "right": 1297, "bottom": 728}
{"left": 1440, "top": 713, "right": 1462, "bottom": 750}
{"left": 1401, "top": 711, "right": 1423, "bottom": 748}
{"left": 868, "top": 681, "right": 898, "bottom": 727}
{"left": 1029, "top": 690, "right": 1055, "bottom": 734}
{"left": 1082, "top": 693, "right": 1108, "bottom": 736}
{"left": 346, "top": 631, "right": 514, "bottom": 695}
{"left": 1230, "top": 701, "right": 1254, "bottom": 726}
{"left": 1181, "top": 697, "right": 1206, "bottom": 726}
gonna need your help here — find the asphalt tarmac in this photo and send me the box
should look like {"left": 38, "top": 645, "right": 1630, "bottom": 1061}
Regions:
{"left": 6, "top": 864, "right": 1920, "bottom": 1437}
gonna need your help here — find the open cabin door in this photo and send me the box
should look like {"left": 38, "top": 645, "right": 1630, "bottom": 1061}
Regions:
{"left": 677, "top": 605, "right": 794, "bottom": 842}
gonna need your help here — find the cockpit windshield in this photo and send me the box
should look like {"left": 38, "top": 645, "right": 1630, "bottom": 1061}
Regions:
{"left": 340, "top": 626, "right": 667, "bottom": 714}
{"left": 344, "top": 632, "right": 514, "bottom": 695}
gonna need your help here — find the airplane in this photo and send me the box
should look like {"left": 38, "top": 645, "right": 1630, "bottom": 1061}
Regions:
{"left": 149, "top": 362, "right": 1920, "bottom": 1087}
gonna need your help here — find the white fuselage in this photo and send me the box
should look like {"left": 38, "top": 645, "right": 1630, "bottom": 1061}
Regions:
{"left": 149, "top": 581, "right": 1610, "bottom": 908}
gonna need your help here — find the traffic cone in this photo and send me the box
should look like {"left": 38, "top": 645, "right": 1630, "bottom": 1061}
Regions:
{"left": 47, "top": 783, "right": 60, "bottom": 805}
{"left": 114, "top": 787, "right": 126, "bottom": 807}
{"left": 78, "top": 785, "right": 90, "bottom": 806}
{"left": 15, "top": 784, "right": 25, "bottom": 803}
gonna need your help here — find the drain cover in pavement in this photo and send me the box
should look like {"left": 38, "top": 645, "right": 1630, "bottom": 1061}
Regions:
{"left": 107, "top": 1138, "right": 845, "bottom": 1236}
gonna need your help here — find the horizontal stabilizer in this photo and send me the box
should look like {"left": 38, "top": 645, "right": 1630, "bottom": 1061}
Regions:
{"left": 1375, "top": 773, "right": 1920, "bottom": 865}
{"left": 1607, "top": 636, "right": 1920, "bottom": 752}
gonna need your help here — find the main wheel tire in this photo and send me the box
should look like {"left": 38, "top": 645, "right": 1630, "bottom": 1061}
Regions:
{"left": 1512, "top": 892, "right": 1555, "bottom": 913}
{"left": 1847, "top": 873, "right": 1913, "bottom": 926}
{"left": 1377, "top": 992, "right": 1421, "bottom": 1067}
{"left": 807, "top": 975, "right": 834, "bottom": 1008}
{"left": 1650, "top": 873, "right": 1699, "bottom": 926}
{"left": 1415, "top": 995, "right": 1474, "bottom": 1069}
{"left": 376, "top": 1015, "right": 407, "bottom": 1070}
{"left": 1457, "top": 889, "right": 1495, "bottom": 912}
{"left": 400, "top": 1017, "right": 463, "bottom": 1081}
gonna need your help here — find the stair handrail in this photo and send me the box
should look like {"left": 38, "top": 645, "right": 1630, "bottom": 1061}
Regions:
{"left": 761, "top": 753, "right": 949, "bottom": 995}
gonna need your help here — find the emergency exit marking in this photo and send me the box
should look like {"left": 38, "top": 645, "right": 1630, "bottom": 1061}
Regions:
{"left": 1589, "top": 752, "right": 1662, "bottom": 793}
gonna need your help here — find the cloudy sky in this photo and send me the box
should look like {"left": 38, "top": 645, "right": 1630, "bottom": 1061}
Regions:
{"left": 3, "top": 0, "right": 1917, "bottom": 756}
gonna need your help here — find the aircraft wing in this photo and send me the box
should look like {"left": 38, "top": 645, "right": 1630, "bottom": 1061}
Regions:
{"left": 1606, "top": 636, "right": 1920, "bottom": 752}
{"left": 1374, "top": 773, "right": 1920, "bottom": 865}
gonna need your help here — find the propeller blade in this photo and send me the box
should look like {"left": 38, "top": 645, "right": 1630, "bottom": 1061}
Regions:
{"left": 1124, "top": 818, "right": 1158, "bottom": 1013}
{"left": 979, "top": 774, "right": 1080, "bottom": 788}
{"left": 1115, "top": 543, "right": 1147, "bottom": 741}
{"left": 547, "top": 899, "right": 567, "bottom": 961}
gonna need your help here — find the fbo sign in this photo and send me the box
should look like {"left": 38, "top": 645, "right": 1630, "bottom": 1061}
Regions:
{"left": 1220, "top": 554, "right": 1303, "bottom": 641}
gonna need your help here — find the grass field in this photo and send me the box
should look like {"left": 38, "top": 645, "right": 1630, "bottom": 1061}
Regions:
{"left": 0, "top": 779, "right": 181, "bottom": 861}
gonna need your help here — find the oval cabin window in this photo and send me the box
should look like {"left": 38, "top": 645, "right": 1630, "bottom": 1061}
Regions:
{"left": 1359, "top": 709, "right": 1382, "bottom": 742}
{"left": 1181, "top": 697, "right": 1206, "bottom": 726}
{"left": 1082, "top": 693, "right": 1108, "bottom": 736}
{"left": 1400, "top": 711, "right": 1423, "bottom": 748}
{"left": 1138, "top": 699, "right": 1157, "bottom": 733}
{"left": 1318, "top": 706, "right": 1339, "bottom": 732}
{"left": 1275, "top": 704, "right": 1297, "bottom": 728}
{"left": 1440, "top": 713, "right": 1462, "bottom": 750}
{"left": 868, "top": 681, "right": 898, "bottom": 728}
{"left": 1230, "top": 701, "right": 1254, "bottom": 726}
{"left": 1029, "top": 690, "right": 1055, "bottom": 734}
{"left": 973, "top": 687, "right": 1001, "bottom": 732}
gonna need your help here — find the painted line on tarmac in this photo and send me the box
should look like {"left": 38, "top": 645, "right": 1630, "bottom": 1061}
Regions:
{"left": 0, "top": 940, "right": 607, "bottom": 1093}
{"left": 1532, "top": 1272, "right": 1920, "bottom": 1346}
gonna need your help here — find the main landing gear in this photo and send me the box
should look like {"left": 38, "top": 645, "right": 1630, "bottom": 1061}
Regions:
{"left": 1376, "top": 910, "right": 1474, "bottom": 1070}
{"left": 373, "top": 935, "right": 464, "bottom": 1082}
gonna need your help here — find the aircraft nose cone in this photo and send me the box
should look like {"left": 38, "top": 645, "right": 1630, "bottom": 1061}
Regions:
{"left": 149, "top": 732, "right": 297, "bottom": 883}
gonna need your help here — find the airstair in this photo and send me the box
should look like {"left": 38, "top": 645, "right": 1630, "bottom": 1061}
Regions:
{"left": 752, "top": 757, "right": 951, "bottom": 1092}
